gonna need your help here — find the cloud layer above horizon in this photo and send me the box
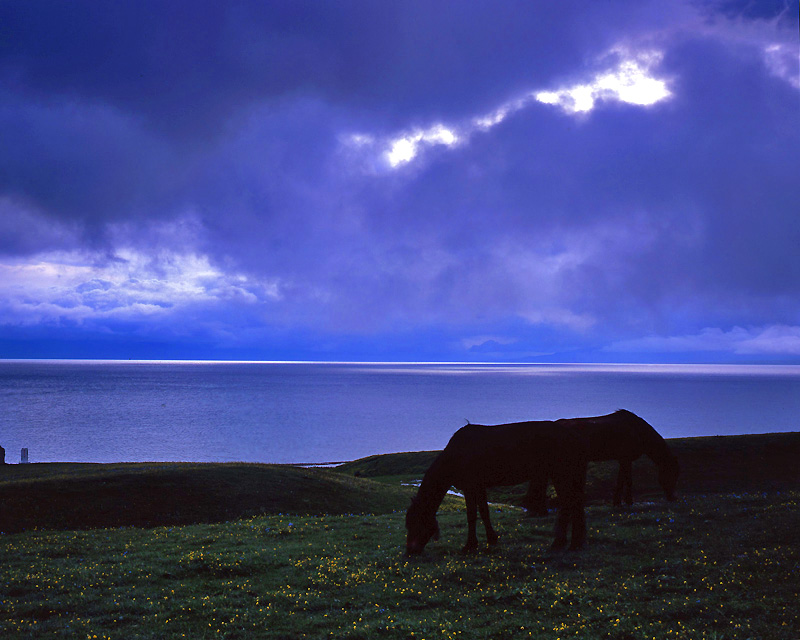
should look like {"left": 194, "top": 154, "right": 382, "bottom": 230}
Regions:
{"left": 1, "top": 0, "right": 798, "bottom": 362}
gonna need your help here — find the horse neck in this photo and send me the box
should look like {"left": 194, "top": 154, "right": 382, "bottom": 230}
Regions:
{"left": 416, "top": 455, "right": 452, "bottom": 514}
{"left": 641, "top": 426, "right": 674, "bottom": 469}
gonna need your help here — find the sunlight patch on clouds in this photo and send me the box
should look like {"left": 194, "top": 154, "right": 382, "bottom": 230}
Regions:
{"left": 534, "top": 48, "right": 671, "bottom": 114}
{"left": 472, "top": 93, "right": 537, "bottom": 131}
{"left": 474, "top": 47, "right": 671, "bottom": 124}
{"left": 345, "top": 46, "right": 671, "bottom": 171}
{"left": 385, "top": 123, "right": 460, "bottom": 167}
{"left": 0, "top": 249, "right": 281, "bottom": 326}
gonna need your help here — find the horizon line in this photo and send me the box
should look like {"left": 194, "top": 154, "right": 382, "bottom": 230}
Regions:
{"left": 2, "top": 358, "right": 800, "bottom": 370}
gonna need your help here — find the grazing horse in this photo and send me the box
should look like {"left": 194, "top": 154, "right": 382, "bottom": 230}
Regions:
{"left": 405, "top": 420, "right": 591, "bottom": 555}
{"left": 522, "top": 410, "right": 680, "bottom": 515}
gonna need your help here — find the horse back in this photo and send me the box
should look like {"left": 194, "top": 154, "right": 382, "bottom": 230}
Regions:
{"left": 443, "top": 421, "right": 588, "bottom": 489}
{"left": 569, "top": 411, "right": 659, "bottom": 461}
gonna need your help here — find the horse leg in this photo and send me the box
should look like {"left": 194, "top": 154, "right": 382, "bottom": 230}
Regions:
{"left": 477, "top": 486, "right": 499, "bottom": 546}
{"left": 552, "top": 462, "right": 587, "bottom": 551}
{"left": 550, "top": 474, "right": 569, "bottom": 551}
{"left": 462, "top": 488, "right": 479, "bottom": 553}
{"left": 613, "top": 461, "right": 624, "bottom": 506}
{"left": 568, "top": 462, "right": 588, "bottom": 550}
{"left": 620, "top": 459, "right": 633, "bottom": 505}
{"left": 552, "top": 507, "right": 569, "bottom": 550}
{"left": 523, "top": 470, "right": 548, "bottom": 517}
{"left": 614, "top": 459, "right": 633, "bottom": 507}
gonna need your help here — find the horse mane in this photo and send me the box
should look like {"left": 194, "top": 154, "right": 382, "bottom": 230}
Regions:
{"left": 414, "top": 450, "right": 453, "bottom": 513}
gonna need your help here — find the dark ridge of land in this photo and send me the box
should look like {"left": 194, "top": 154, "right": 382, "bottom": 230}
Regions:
{"left": 338, "top": 431, "right": 800, "bottom": 506}
{"left": 1, "top": 431, "right": 798, "bottom": 534}
{"left": 337, "top": 450, "right": 441, "bottom": 478}
{"left": 0, "top": 463, "right": 417, "bottom": 534}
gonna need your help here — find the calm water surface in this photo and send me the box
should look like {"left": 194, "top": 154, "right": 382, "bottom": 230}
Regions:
{"left": 1, "top": 361, "right": 799, "bottom": 464}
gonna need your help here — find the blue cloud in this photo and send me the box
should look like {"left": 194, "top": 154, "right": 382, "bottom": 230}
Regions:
{"left": 0, "top": 0, "right": 798, "bottom": 362}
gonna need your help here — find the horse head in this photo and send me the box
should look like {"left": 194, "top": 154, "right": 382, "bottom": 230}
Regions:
{"left": 405, "top": 496, "right": 440, "bottom": 555}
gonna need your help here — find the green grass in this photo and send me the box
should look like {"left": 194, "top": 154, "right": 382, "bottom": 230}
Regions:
{"left": 1, "top": 492, "right": 798, "bottom": 639}
{"left": 1, "top": 431, "right": 799, "bottom": 638}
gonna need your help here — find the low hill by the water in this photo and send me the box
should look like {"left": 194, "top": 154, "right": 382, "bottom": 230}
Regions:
{"left": 0, "top": 463, "right": 416, "bottom": 534}
{"left": 338, "top": 431, "right": 800, "bottom": 505}
{"left": 2, "top": 431, "right": 798, "bottom": 534}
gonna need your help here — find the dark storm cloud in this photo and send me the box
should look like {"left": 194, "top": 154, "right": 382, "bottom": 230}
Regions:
{"left": 711, "top": 0, "right": 795, "bottom": 23}
{"left": 1, "top": 0, "right": 662, "bottom": 131}
{"left": 0, "top": 93, "right": 179, "bottom": 238}
{"left": 0, "top": 0, "right": 798, "bottom": 361}
{"left": 657, "top": 37, "right": 800, "bottom": 298}
{"left": 1, "top": 0, "right": 624, "bottom": 245}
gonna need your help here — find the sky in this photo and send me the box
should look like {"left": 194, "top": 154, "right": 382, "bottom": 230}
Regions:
{"left": 0, "top": 0, "right": 798, "bottom": 363}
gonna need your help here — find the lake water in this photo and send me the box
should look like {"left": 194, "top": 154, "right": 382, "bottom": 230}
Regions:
{"left": 1, "top": 360, "right": 799, "bottom": 465}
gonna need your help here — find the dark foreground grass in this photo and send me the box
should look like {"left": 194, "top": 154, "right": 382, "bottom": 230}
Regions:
{"left": 0, "top": 463, "right": 417, "bottom": 533}
{"left": 2, "top": 490, "right": 798, "bottom": 639}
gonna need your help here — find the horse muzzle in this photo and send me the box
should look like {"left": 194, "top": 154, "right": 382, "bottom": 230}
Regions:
{"left": 405, "top": 539, "right": 425, "bottom": 556}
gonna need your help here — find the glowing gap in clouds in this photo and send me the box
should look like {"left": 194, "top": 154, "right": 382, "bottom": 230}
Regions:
{"left": 385, "top": 124, "right": 460, "bottom": 167}
{"left": 535, "top": 49, "right": 671, "bottom": 114}
{"left": 350, "top": 46, "right": 672, "bottom": 170}
{"left": 477, "top": 47, "right": 670, "bottom": 124}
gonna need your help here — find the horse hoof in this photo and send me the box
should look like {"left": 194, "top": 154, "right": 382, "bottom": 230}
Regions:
{"left": 488, "top": 536, "right": 500, "bottom": 546}
{"left": 550, "top": 541, "right": 567, "bottom": 552}
{"left": 461, "top": 544, "right": 478, "bottom": 554}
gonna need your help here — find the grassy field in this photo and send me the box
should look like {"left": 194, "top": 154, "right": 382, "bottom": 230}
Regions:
{"left": 1, "top": 432, "right": 799, "bottom": 639}
{"left": 0, "top": 463, "right": 417, "bottom": 533}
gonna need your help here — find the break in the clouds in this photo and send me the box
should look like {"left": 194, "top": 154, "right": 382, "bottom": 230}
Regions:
{"left": 0, "top": 0, "right": 798, "bottom": 362}
{"left": 346, "top": 46, "right": 672, "bottom": 171}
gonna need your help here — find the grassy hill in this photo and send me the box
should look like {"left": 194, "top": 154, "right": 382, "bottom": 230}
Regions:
{"left": 0, "top": 462, "right": 417, "bottom": 534}
{"left": 2, "top": 431, "right": 798, "bottom": 534}
{"left": 1, "top": 433, "right": 799, "bottom": 638}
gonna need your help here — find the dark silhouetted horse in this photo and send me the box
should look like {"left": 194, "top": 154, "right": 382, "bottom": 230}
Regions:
{"left": 405, "top": 419, "right": 592, "bottom": 555}
{"left": 522, "top": 410, "right": 679, "bottom": 515}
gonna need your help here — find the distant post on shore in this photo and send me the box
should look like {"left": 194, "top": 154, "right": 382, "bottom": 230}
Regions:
{"left": 20, "top": 448, "right": 29, "bottom": 464}
{"left": 0, "top": 445, "right": 5, "bottom": 464}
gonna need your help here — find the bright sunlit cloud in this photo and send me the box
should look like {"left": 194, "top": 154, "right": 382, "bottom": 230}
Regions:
{"left": 0, "top": 249, "right": 281, "bottom": 326}
{"left": 348, "top": 46, "right": 672, "bottom": 171}
{"left": 385, "top": 123, "right": 460, "bottom": 167}
{"left": 534, "top": 48, "right": 671, "bottom": 114}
